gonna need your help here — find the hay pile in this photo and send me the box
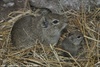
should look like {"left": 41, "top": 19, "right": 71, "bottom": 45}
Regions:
{"left": 0, "top": 1, "right": 100, "bottom": 67}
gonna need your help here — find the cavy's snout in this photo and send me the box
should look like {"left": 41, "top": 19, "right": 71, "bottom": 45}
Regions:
{"left": 60, "top": 22, "right": 67, "bottom": 32}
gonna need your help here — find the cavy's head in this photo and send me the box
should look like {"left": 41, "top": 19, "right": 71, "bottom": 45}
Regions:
{"left": 41, "top": 13, "right": 67, "bottom": 45}
{"left": 41, "top": 13, "right": 67, "bottom": 32}
{"left": 68, "top": 31, "right": 84, "bottom": 46}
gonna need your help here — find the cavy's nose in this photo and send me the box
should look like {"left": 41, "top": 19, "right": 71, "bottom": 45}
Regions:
{"left": 61, "top": 23, "right": 67, "bottom": 31}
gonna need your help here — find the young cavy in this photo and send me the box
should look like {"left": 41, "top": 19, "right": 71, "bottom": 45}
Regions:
{"left": 62, "top": 31, "right": 84, "bottom": 57}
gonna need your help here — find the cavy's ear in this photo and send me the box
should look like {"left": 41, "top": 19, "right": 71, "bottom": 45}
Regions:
{"left": 68, "top": 32, "right": 73, "bottom": 37}
{"left": 41, "top": 17, "right": 49, "bottom": 28}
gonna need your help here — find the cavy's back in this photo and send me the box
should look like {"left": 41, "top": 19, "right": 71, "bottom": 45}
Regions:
{"left": 11, "top": 15, "right": 39, "bottom": 49}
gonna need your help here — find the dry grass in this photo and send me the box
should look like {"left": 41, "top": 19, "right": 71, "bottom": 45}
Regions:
{"left": 0, "top": 1, "right": 100, "bottom": 67}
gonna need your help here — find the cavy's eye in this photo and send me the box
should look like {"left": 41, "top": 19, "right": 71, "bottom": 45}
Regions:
{"left": 77, "top": 36, "right": 81, "bottom": 38}
{"left": 52, "top": 19, "right": 59, "bottom": 24}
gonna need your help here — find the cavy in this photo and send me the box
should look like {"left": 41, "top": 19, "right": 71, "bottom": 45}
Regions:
{"left": 11, "top": 12, "right": 67, "bottom": 49}
{"left": 62, "top": 31, "right": 84, "bottom": 57}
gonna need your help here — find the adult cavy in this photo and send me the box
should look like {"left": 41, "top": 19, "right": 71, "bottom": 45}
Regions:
{"left": 62, "top": 31, "right": 84, "bottom": 57}
{"left": 11, "top": 12, "right": 67, "bottom": 49}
